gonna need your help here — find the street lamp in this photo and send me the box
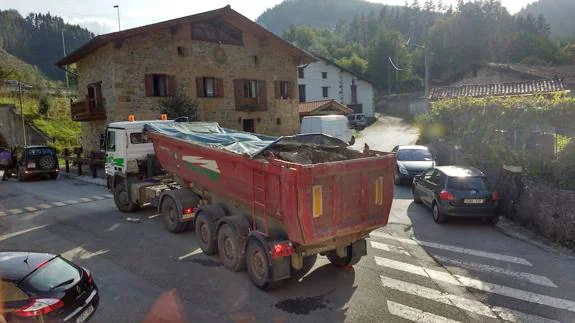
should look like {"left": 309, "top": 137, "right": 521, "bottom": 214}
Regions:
{"left": 113, "top": 5, "right": 121, "bottom": 31}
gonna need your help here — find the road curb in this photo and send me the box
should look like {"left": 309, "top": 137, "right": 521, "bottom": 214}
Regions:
{"left": 58, "top": 172, "right": 106, "bottom": 186}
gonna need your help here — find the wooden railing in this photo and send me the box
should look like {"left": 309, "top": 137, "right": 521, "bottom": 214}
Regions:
{"left": 59, "top": 148, "right": 105, "bottom": 178}
{"left": 70, "top": 96, "right": 106, "bottom": 121}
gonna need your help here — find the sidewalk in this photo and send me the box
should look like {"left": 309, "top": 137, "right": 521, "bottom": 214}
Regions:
{"left": 58, "top": 166, "right": 106, "bottom": 186}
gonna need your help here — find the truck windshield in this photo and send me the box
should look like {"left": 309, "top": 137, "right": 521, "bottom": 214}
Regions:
{"left": 130, "top": 133, "right": 150, "bottom": 144}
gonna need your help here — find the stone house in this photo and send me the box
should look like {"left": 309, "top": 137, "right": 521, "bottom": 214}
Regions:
{"left": 56, "top": 6, "right": 313, "bottom": 154}
{"left": 297, "top": 54, "right": 375, "bottom": 118}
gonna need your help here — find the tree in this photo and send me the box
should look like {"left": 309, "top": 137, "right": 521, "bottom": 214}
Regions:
{"left": 366, "top": 28, "right": 412, "bottom": 89}
{"left": 160, "top": 90, "right": 199, "bottom": 120}
{"left": 336, "top": 54, "right": 368, "bottom": 75}
{"left": 38, "top": 95, "right": 50, "bottom": 117}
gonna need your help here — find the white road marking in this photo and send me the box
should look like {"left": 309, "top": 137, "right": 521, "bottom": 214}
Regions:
{"left": 79, "top": 198, "right": 93, "bottom": 202}
{"left": 0, "top": 225, "right": 47, "bottom": 242}
{"left": 104, "top": 194, "right": 113, "bottom": 198}
{"left": 64, "top": 200, "right": 79, "bottom": 204}
{"left": 24, "top": 206, "right": 38, "bottom": 212}
{"left": 8, "top": 209, "right": 23, "bottom": 214}
{"left": 37, "top": 204, "right": 52, "bottom": 209}
{"left": 380, "top": 275, "right": 497, "bottom": 318}
{"left": 52, "top": 202, "right": 66, "bottom": 206}
{"left": 148, "top": 214, "right": 160, "bottom": 219}
{"left": 435, "top": 255, "right": 557, "bottom": 288}
{"left": 491, "top": 306, "right": 560, "bottom": 323}
{"left": 178, "top": 248, "right": 203, "bottom": 260}
{"left": 370, "top": 241, "right": 411, "bottom": 256}
{"left": 0, "top": 211, "right": 5, "bottom": 216}
{"left": 387, "top": 300, "right": 461, "bottom": 323}
{"left": 371, "top": 231, "right": 532, "bottom": 266}
{"left": 375, "top": 254, "right": 575, "bottom": 313}
{"left": 92, "top": 196, "right": 106, "bottom": 200}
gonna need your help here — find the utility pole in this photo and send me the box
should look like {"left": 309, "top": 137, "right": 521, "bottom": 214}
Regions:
{"left": 18, "top": 82, "right": 27, "bottom": 146}
{"left": 61, "top": 31, "right": 69, "bottom": 89}
{"left": 114, "top": 5, "right": 121, "bottom": 31}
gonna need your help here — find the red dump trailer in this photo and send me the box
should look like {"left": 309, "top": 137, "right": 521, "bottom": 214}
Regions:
{"left": 108, "top": 121, "right": 395, "bottom": 289}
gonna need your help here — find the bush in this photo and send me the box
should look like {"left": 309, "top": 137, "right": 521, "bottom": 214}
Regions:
{"left": 38, "top": 95, "right": 50, "bottom": 116}
{"left": 160, "top": 89, "right": 199, "bottom": 120}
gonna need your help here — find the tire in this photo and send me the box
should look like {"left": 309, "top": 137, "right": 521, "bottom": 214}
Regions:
{"left": 394, "top": 173, "right": 401, "bottom": 185}
{"left": 246, "top": 239, "right": 277, "bottom": 290}
{"left": 291, "top": 254, "right": 318, "bottom": 280}
{"left": 217, "top": 224, "right": 245, "bottom": 272}
{"left": 195, "top": 212, "right": 218, "bottom": 255}
{"left": 487, "top": 215, "right": 500, "bottom": 226}
{"left": 413, "top": 187, "right": 422, "bottom": 204}
{"left": 49, "top": 173, "right": 58, "bottom": 180}
{"left": 161, "top": 197, "right": 188, "bottom": 233}
{"left": 326, "top": 246, "right": 362, "bottom": 267}
{"left": 38, "top": 155, "right": 56, "bottom": 170}
{"left": 113, "top": 183, "right": 139, "bottom": 213}
{"left": 349, "top": 136, "right": 356, "bottom": 145}
{"left": 432, "top": 203, "right": 446, "bottom": 224}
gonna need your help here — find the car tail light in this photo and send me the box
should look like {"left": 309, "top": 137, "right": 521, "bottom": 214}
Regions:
{"left": 271, "top": 242, "right": 294, "bottom": 259}
{"left": 83, "top": 267, "right": 94, "bottom": 284}
{"left": 182, "top": 208, "right": 194, "bottom": 215}
{"left": 492, "top": 192, "right": 500, "bottom": 201}
{"left": 15, "top": 298, "right": 64, "bottom": 317}
{"left": 439, "top": 190, "right": 456, "bottom": 201}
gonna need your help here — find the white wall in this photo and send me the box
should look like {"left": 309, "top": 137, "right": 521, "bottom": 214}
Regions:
{"left": 298, "top": 59, "right": 375, "bottom": 118}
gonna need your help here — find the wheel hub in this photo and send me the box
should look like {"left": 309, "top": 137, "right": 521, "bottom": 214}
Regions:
{"left": 200, "top": 223, "right": 209, "bottom": 242}
{"left": 223, "top": 238, "right": 234, "bottom": 260}
{"left": 251, "top": 250, "right": 266, "bottom": 278}
{"left": 118, "top": 191, "right": 129, "bottom": 206}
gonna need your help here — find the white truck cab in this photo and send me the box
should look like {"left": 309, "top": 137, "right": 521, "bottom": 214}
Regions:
{"left": 300, "top": 115, "right": 355, "bottom": 145}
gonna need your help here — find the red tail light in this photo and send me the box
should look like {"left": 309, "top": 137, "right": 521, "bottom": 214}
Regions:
{"left": 439, "top": 190, "right": 456, "bottom": 201}
{"left": 15, "top": 298, "right": 64, "bottom": 317}
{"left": 271, "top": 242, "right": 294, "bottom": 259}
{"left": 83, "top": 267, "right": 94, "bottom": 284}
{"left": 492, "top": 192, "right": 500, "bottom": 201}
{"left": 182, "top": 207, "right": 194, "bottom": 215}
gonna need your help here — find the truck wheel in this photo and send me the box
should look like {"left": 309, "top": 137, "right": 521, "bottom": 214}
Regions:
{"left": 326, "top": 246, "right": 362, "bottom": 267}
{"left": 246, "top": 239, "right": 276, "bottom": 290}
{"left": 217, "top": 224, "right": 245, "bottom": 272}
{"left": 161, "top": 197, "right": 187, "bottom": 233}
{"left": 291, "top": 254, "right": 317, "bottom": 280}
{"left": 195, "top": 212, "right": 218, "bottom": 255}
{"left": 113, "top": 184, "right": 139, "bottom": 213}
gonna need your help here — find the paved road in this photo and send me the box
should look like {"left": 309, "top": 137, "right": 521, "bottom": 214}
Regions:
{"left": 352, "top": 114, "right": 419, "bottom": 152}
{"left": 1, "top": 118, "right": 574, "bottom": 322}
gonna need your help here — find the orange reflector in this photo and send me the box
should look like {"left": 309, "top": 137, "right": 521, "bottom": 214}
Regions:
{"left": 128, "top": 115, "right": 136, "bottom": 122}
{"left": 160, "top": 114, "right": 167, "bottom": 120}
{"left": 312, "top": 185, "right": 322, "bottom": 218}
{"left": 375, "top": 176, "right": 384, "bottom": 205}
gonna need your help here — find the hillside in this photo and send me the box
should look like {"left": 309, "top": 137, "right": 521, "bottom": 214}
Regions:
{"left": 0, "top": 49, "right": 52, "bottom": 87}
{"left": 256, "top": 0, "right": 394, "bottom": 35}
{"left": 518, "top": 0, "right": 575, "bottom": 40}
{"left": 0, "top": 9, "right": 94, "bottom": 81}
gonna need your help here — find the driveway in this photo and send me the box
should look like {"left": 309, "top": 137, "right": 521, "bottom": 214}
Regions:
{"left": 352, "top": 114, "right": 419, "bottom": 152}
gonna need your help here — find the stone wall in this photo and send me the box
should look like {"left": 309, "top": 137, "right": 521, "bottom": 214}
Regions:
{"left": 76, "top": 18, "right": 301, "bottom": 153}
{"left": 0, "top": 105, "right": 48, "bottom": 147}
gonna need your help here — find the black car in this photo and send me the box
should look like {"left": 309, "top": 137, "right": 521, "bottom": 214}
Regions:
{"left": 14, "top": 146, "right": 59, "bottom": 181}
{"left": 0, "top": 252, "right": 99, "bottom": 322}
{"left": 392, "top": 145, "right": 435, "bottom": 184}
{"left": 412, "top": 166, "right": 500, "bottom": 224}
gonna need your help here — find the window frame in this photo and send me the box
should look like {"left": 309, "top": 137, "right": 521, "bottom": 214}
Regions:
{"left": 322, "top": 86, "right": 329, "bottom": 98}
{"left": 298, "top": 84, "right": 306, "bottom": 103}
{"left": 322, "top": 72, "right": 327, "bottom": 79}
{"left": 298, "top": 67, "right": 305, "bottom": 79}
{"left": 152, "top": 74, "right": 167, "bottom": 97}
{"left": 279, "top": 81, "right": 289, "bottom": 99}
{"left": 106, "top": 130, "right": 116, "bottom": 152}
{"left": 204, "top": 77, "right": 216, "bottom": 98}
{"left": 243, "top": 80, "right": 258, "bottom": 99}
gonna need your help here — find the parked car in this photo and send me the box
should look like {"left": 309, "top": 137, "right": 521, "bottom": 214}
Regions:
{"left": 13, "top": 146, "right": 59, "bottom": 181}
{"left": 412, "top": 166, "right": 500, "bottom": 224}
{"left": 300, "top": 115, "right": 355, "bottom": 145}
{"left": 0, "top": 252, "right": 99, "bottom": 322}
{"left": 391, "top": 145, "right": 435, "bottom": 184}
{"left": 347, "top": 113, "right": 367, "bottom": 130}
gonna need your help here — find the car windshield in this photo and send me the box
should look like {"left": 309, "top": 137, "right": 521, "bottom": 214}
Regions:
{"left": 21, "top": 257, "right": 81, "bottom": 292}
{"left": 397, "top": 149, "right": 432, "bottom": 161}
{"left": 447, "top": 176, "right": 489, "bottom": 191}
{"left": 27, "top": 148, "right": 55, "bottom": 156}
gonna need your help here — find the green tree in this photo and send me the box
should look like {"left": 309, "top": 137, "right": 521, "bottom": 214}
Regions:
{"left": 38, "top": 95, "right": 50, "bottom": 116}
{"left": 366, "top": 28, "right": 412, "bottom": 89}
{"left": 336, "top": 54, "right": 368, "bottom": 75}
{"left": 160, "top": 90, "right": 199, "bottom": 120}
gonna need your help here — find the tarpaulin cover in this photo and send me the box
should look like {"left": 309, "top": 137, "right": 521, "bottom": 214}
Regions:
{"left": 143, "top": 122, "right": 277, "bottom": 156}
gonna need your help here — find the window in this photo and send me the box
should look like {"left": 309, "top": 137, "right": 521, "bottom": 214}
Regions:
{"left": 298, "top": 84, "right": 306, "bottom": 102}
{"left": 191, "top": 22, "right": 243, "bottom": 46}
{"left": 298, "top": 67, "right": 305, "bottom": 79}
{"left": 196, "top": 77, "right": 223, "bottom": 98}
{"left": 275, "top": 81, "right": 291, "bottom": 99}
{"left": 234, "top": 79, "right": 267, "bottom": 110}
{"left": 22, "top": 257, "right": 81, "bottom": 293}
{"left": 243, "top": 119, "right": 255, "bottom": 133}
{"left": 322, "top": 86, "right": 329, "bottom": 98}
{"left": 447, "top": 176, "right": 489, "bottom": 190}
{"left": 423, "top": 169, "right": 435, "bottom": 181}
{"left": 145, "top": 74, "right": 173, "bottom": 97}
{"left": 130, "top": 133, "right": 150, "bottom": 144}
{"left": 351, "top": 80, "right": 358, "bottom": 104}
{"left": 205, "top": 77, "right": 215, "bottom": 97}
{"left": 106, "top": 131, "right": 116, "bottom": 152}
{"left": 322, "top": 72, "right": 327, "bottom": 79}
{"left": 397, "top": 149, "right": 433, "bottom": 161}
{"left": 430, "top": 172, "right": 443, "bottom": 186}
{"left": 153, "top": 75, "right": 167, "bottom": 97}
{"left": 243, "top": 80, "right": 257, "bottom": 98}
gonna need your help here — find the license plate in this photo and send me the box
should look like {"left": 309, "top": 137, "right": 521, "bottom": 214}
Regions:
{"left": 76, "top": 304, "right": 94, "bottom": 323}
{"left": 464, "top": 199, "right": 484, "bottom": 204}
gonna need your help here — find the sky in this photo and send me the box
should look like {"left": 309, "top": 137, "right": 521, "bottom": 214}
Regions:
{"left": 1, "top": 0, "right": 539, "bottom": 35}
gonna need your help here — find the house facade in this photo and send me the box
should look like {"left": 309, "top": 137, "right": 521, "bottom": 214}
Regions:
{"left": 297, "top": 56, "right": 375, "bottom": 118}
{"left": 56, "top": 6, "right": 313, "bottom": 154}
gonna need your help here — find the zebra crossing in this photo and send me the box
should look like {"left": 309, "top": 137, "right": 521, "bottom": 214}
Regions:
{"left": 369, "top": 231, "right": 571, "bottom": 323}
{"left": 0, "top": 194, "right": 113, "bottom": 217}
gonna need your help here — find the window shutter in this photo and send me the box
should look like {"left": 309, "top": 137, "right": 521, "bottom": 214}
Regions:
{"left": 196, "top": 77, "right": 205, "bottom": 98}
{"left": 233, "top": 79, "right": 243, "bottom": 108}
{"left": 257, "top": 80, "right": 267, "bottom": 110}
{"left": 274, "top": 81, "right": 280, "bottom": 99}
{"left": 215, "top": 78, "right": 224, "bottom": 98}
{"left": 166, "top": 75, "right": 176, "bottom": 96}
{"left": 287, "top": 81, "right": 293, "bottom": 99}
{"left": 145, "top": 74, "right": 153, "bottom": 97}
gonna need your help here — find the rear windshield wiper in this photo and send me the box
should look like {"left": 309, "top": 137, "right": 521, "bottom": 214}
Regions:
{"left": 49, "top": 278, "right": 74, "bottom": 290}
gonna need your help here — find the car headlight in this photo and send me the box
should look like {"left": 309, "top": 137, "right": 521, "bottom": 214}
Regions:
{"left": 398, "top": 164, "right": 408, "bottom": 175}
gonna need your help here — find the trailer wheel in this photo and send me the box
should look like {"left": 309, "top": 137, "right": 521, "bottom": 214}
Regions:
{"left": 217, "top": 224, "right": 245, "bottom": 272}
{"left": 195, "top": 212, "right": 218, "bottom": 255}
{"left": 113, "top": 183, "right": 139, "bottom": 213}
{"left": 326, "top": 246, "right": 362, "bottom": 267}
{"left": 246, "top": 239, "right": 276, "bottom": 290}
{"left": 161, "top": 197, "right": 187, "bottom": 233}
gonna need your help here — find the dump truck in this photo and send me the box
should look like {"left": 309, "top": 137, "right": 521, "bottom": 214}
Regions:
{"left": 104, "top": 119, "right": 395, "bottom": 289}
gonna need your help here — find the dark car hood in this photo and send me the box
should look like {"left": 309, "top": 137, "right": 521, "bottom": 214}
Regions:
{"left": 398, "top": 160, "right": 434, "bottom": 172}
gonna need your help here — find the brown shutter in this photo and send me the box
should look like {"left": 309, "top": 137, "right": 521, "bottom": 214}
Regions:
{"left": 196, "top": 77, "right": 205, "bottom": 98}
{"left": 166, "top": 75, "right": 176, "bottom": 96}
{"left": 287, "top": 81, "right": 293, "bottom": 99}
{"left": 274, "top": 81, "right": 280, "bottom": 99}
{"left": 215, "top": 78, "right": 224, "bottom": 98}
{"left": 145, "top": 74, "right": 153, "bottom": 97}
{"left": 233, "top": 79, "right": 243, "bottom": 108}
{"left": 257, "top": 80, "right": 267, "bottom": 110}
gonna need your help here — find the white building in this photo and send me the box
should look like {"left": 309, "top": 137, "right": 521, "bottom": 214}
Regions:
{"left": 297, "top": 55, "right": 375, "bottom": 118}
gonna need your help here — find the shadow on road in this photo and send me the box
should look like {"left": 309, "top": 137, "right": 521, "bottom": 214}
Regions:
{"left": 393, "top": 183, "right": 414, "bottom": 200}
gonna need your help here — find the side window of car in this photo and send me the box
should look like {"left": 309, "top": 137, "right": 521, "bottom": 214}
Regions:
{"left": 430, "top": 172, "right": 443, "bottom": 186}
{"left": 423, "top": 169, "right": 435, "bottom": 181}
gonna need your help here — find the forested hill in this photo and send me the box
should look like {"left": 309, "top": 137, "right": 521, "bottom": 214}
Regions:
{"left": 256, "top": 0, "right": 395, "bottom": 35}
{"left": 0, "top": 10, "right": 94, "bottom": 81}
{"left": 518, "top": 0, "right": 575, "bottom": 40}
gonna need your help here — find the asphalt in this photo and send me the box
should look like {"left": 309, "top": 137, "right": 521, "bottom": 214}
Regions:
{"left": 0, "top": 116, "right": 574, "bottom": 323}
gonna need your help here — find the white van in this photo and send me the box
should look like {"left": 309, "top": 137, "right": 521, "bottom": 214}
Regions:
{"left": 300, "top": 115, "right": 355, "bottom": 145}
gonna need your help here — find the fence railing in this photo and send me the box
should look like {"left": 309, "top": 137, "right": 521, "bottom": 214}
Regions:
{"left": 59, "top": 148, "right": 105, "bottom": 178}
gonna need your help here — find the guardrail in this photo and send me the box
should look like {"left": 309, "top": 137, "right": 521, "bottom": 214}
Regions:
{"left": 59, "top": 148, "right": 105, "bottom": 179}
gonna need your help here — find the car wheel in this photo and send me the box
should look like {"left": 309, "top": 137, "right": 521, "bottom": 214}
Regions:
{"left": 432, "top": 203, "right": 446, "bottom": 224}
{"left": 49, "top": 173, "right": 58, "bottom": 180}
{"left": 487, "top": 215, "right": 500, "bottom": 226}
{"left": 413, "top": 187, "right": 422, "bottom": 204}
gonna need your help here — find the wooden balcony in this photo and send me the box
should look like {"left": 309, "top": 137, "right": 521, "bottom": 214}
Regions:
{"left": 71, "top": 96, "right": 106, "bottom": 121}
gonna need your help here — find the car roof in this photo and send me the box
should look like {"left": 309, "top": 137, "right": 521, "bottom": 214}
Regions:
{"left": 435, "top": 166, "right": 485, "bottom": 177}
{"left": 397, "top": 145, "right": 429, "bottom": 150}
{"left": 0, "top": 252, "right": 56, "bottom": 282}
{"left": 108, "top": 120, "right": 173, "bottom": 129}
